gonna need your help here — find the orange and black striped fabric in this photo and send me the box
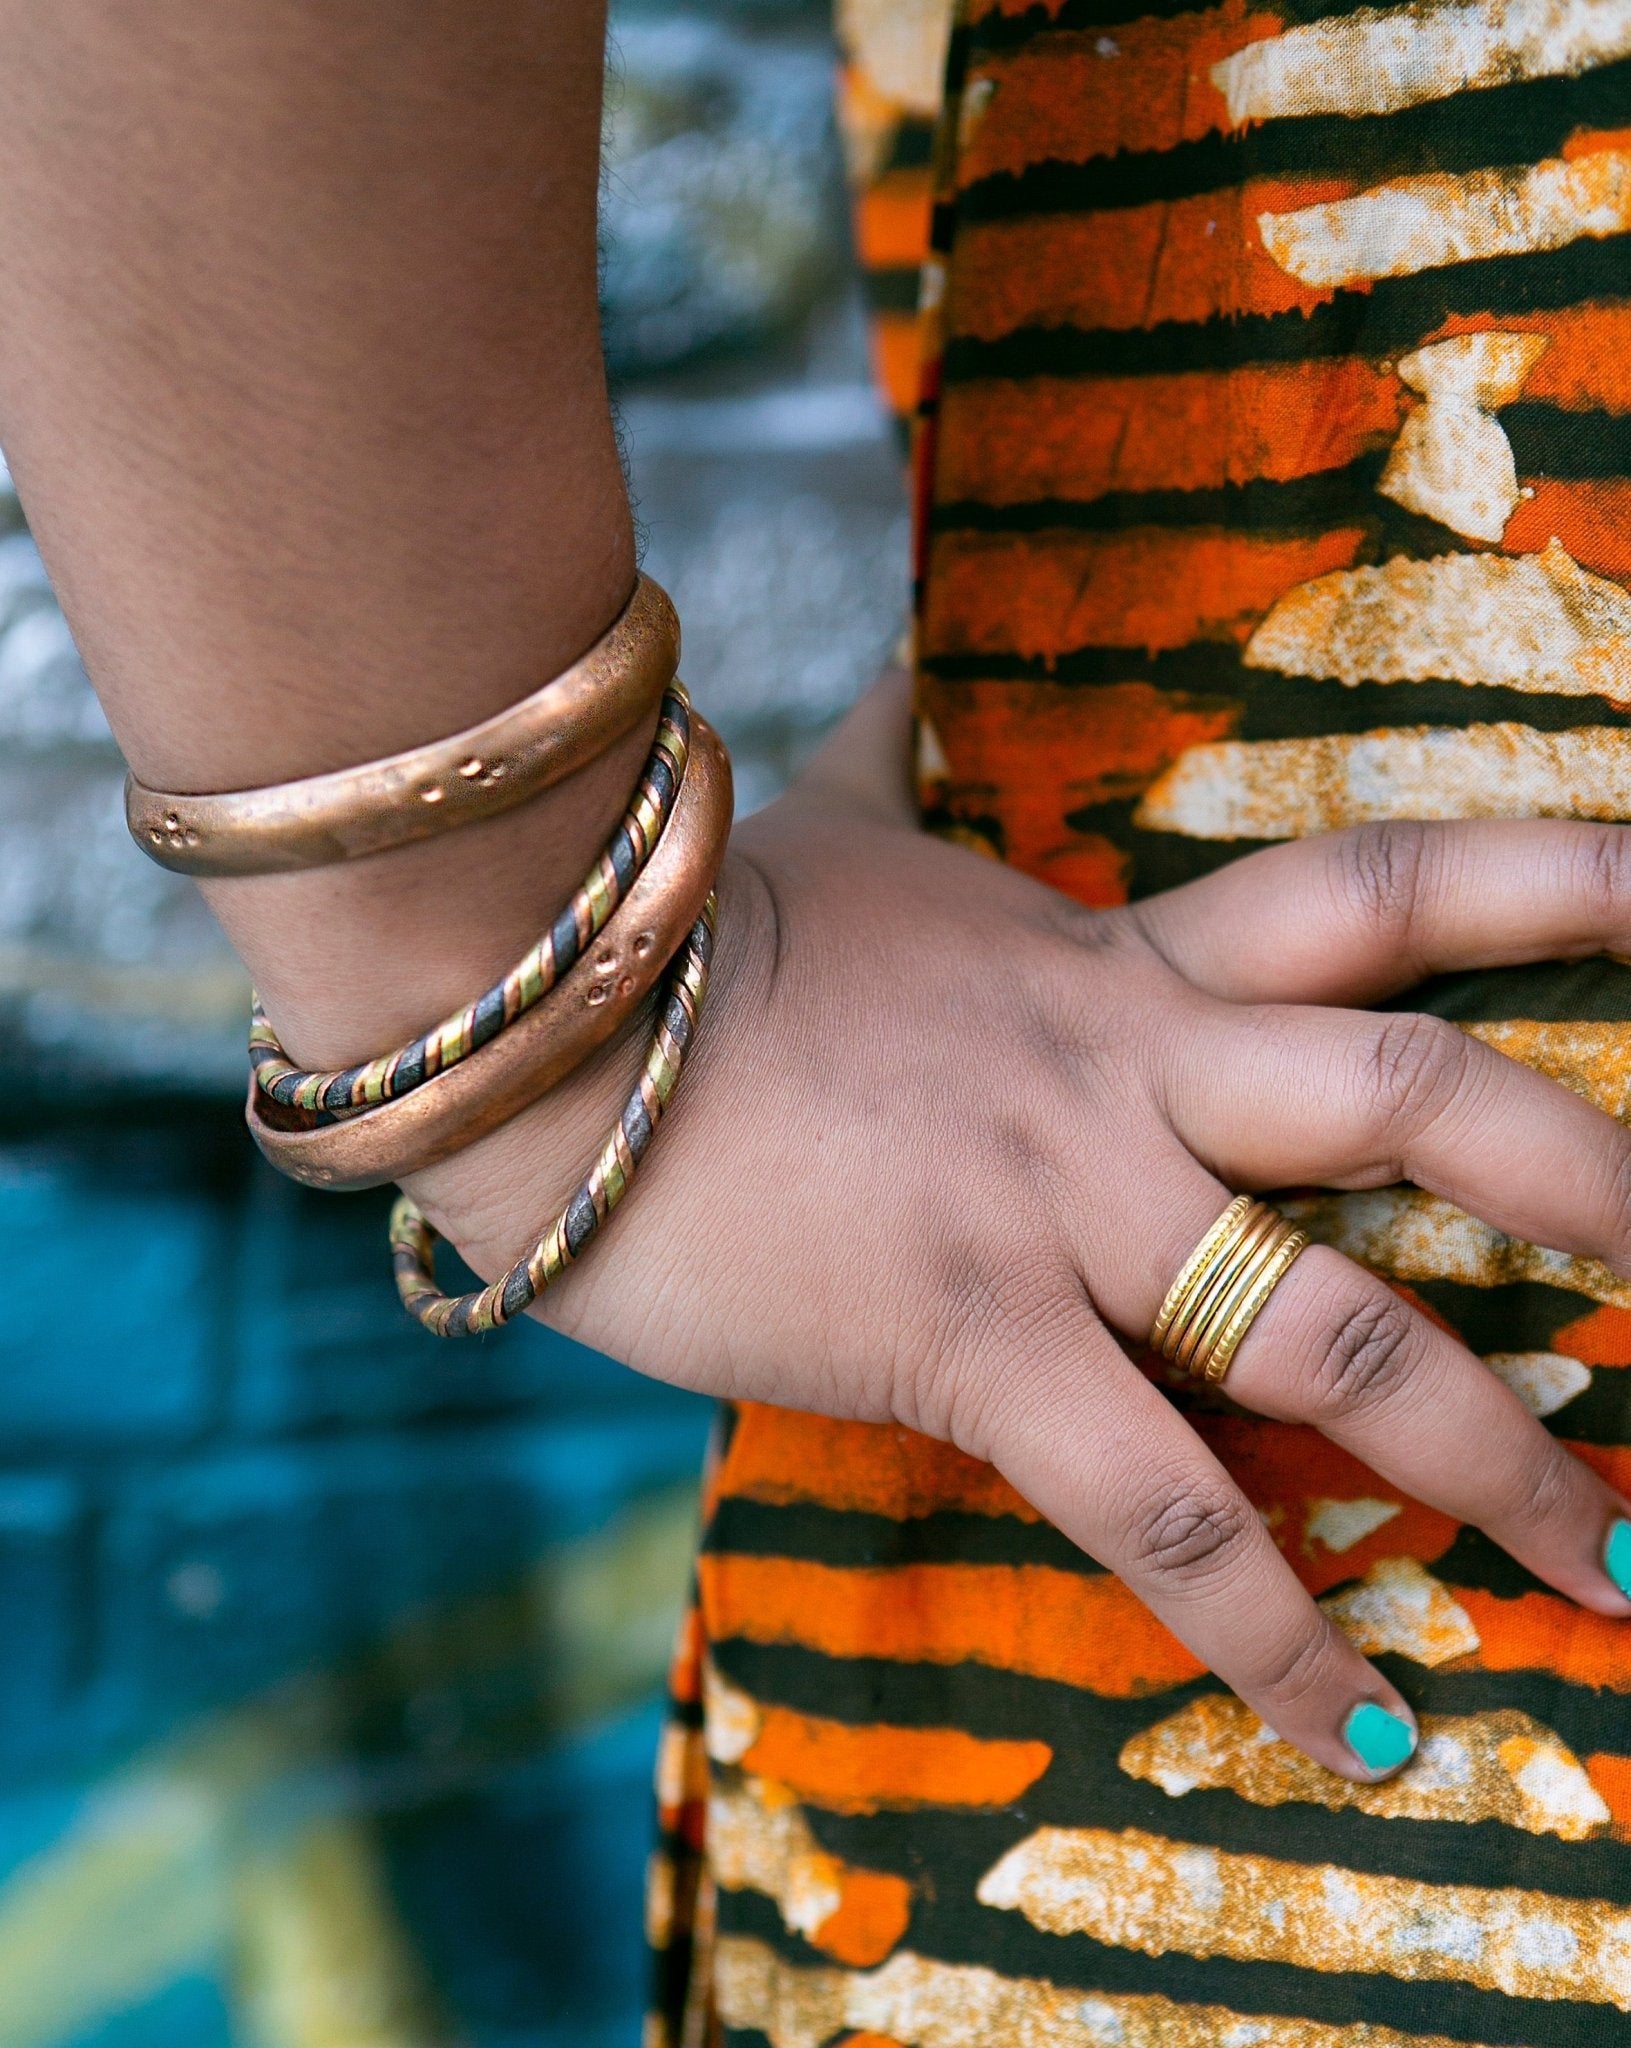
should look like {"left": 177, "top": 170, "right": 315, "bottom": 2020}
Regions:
{"left": 649, "top": 2, "right": 1631, "bottom": 2041}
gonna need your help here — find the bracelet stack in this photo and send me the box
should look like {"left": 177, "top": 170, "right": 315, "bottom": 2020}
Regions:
{"left": 126, "top": 574, "right": 732, "bottom": 1335}
{"left": 247, "top": 684, "right": 695, "bottom": 1119}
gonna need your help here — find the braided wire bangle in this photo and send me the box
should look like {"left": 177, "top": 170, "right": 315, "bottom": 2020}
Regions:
{"left": 246, "top": 717, "right": 732, "bottom": 1190}
{"left": 389, "top": 892, "right": 716, "bottom": 1338}
{"left": 249, "top": 686, "right": 692, "bottom": 1118}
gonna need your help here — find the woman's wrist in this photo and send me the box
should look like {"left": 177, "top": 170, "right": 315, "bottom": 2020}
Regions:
{"left": 397, "top": 847, "right": 775, "bottom": 1289}
{"left": 394, "top": 669, "right": 915, "bottom": 1299}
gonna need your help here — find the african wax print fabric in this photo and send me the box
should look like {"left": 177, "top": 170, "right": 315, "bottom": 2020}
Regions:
{"left": 648, "top": 3, "right": 1631, "bottom": 2042}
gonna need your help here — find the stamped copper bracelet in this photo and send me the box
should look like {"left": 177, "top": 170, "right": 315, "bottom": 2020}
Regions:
{"left": 249, "top": 685, "right": 692, "bottom": 1116}
{"left": 389, "top": 894, "right": 716, "bottom": 1337}
{"left": 246, "top": 713, "right": 733, "bottom": 1189}
{"left": 127, "top": 574, "right": 680, "bottom": 876}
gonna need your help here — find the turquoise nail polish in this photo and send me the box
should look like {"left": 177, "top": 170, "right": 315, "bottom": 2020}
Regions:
{"left": 1606, "top": 1520, "right": 1631, "bottom": 1600}
{"left": 1344, "top": 1701, "right": 1416, "bottom": 1775}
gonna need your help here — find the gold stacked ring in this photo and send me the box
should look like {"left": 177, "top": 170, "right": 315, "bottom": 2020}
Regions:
{"left": 1150, "top": 1195, "right": 1309, "bottom": 1386}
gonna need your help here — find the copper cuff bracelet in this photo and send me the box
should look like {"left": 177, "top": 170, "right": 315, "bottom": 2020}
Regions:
{"left": 245, "top": 712, "right": 733, "bottom": 1190}
{"left": 126, "top": 574, "right": 680, "bottom": 877}
{"left": 248, "top": 685, "right": 692, "bottom": 1115}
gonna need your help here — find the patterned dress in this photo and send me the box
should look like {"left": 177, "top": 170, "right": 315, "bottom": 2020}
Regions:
{"left": 649, "top": 2, "right": 1631, "bottom": 2040}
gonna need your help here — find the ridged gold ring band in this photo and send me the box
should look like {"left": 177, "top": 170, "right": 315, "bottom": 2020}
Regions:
{"left": 1150, "top": 1195, "right": 1309, "bottom": 1386}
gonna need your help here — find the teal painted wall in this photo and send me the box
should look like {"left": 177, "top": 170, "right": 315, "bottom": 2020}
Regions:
{"left": 0, "top": 1106, "right": 712, "bottom": 2048}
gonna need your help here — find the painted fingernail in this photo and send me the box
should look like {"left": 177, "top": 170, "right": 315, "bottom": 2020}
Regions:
{"left": 1344, "top": 1701, "right": 1417, "bottom": 1775}
{"left": 1605, "top": 1519, "right": 1631, "bottom": 1600}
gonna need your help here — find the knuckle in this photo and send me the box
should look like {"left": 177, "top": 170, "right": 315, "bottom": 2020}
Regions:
{"left": 1017, "top": 991, "right": 1108, "bottom": 1081}
{"left": 1048, "top": 895, "right": 1148, "bottom": 962}
{"left": 1488, "top": 1439, "right": 1582, "bottom": 1546}
{"left": 1575, "top": 825, "right": 1631, "bottom": 928}
{"left": 1334, "top": 820, "right": 1433, "bottom": 940}
{"left": 1362, "top": 1010, "right": 1469, "bottom": 1134}
{"left": 1569, "top": 1133, "right": 1631, "bottom": 1276}
{"left": 1014, "top": 976, "right": 1150, "bottom": 1123}
{"left": 1251, "top": 1619, "right": 1346, "bottom": 1722}
{"left": 1301, "top": 1287, "right": 1419, "bottom": 1418}
{"left": 1607, "top": 1144, "right": 1631, "bottom": 1263}
{"left": 1128, "top": 1474, "right": 1256, "bottom": 1589}
{"left": 923, "top": 1244, "right": 1072, "bottom": 1454}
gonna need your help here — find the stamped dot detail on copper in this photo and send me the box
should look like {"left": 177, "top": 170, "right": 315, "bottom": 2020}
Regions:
{"left": 419, "top": 786, "right": 446, "bottom": 805}
{"left": 158, "top": 811, "right": 200, "bottom": 850}
{"left": 586, "top": 984, "right": 608, "bottom": 1006}
{"left": 633, "top": 932, "right": 654, "bottom": 958}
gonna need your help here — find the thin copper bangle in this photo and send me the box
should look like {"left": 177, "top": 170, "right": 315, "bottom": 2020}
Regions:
{"left": 246, "top": 713, "right": 732, "bottom": 1190}
{"left": 127, "top": 575, "right": 680, "bottom": 877}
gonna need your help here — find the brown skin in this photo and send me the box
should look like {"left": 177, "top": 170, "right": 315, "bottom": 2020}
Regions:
{"left": 3, "top": 0, "right": 1631, "bottom": 1781}
{"left": 0, "top": 0, "right": 641, "bottom": 1058}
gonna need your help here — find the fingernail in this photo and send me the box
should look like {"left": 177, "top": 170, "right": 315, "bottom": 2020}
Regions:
{"left": 1605, "top": 1519, "right": 1631, "bottom": 1600}
{"left": 1344, "top": 1701, "right": 1417, "bottom": 1775}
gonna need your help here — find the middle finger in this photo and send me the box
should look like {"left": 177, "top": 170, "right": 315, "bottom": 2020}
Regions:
{"left": 1169, "top": 998, "right": 1631, "bottom": 1278}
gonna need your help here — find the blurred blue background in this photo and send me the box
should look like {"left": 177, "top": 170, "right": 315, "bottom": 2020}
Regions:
{"left": 0, "top": 1, "right": 908, "bottom": 2041}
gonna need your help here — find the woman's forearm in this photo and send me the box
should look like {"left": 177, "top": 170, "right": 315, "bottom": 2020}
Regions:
{"left": 0, "top": 0, "right": 638, "bottom": 1064}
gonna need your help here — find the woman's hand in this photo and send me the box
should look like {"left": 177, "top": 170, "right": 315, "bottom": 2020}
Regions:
{"left": 412, "top": 669, "right": 1631, "bottom": 1779}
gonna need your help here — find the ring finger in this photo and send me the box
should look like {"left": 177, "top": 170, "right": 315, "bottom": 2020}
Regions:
{"left": 1084, "top": 1155, "right": 1631, "bottom": 1624}
{"left": 990, "top": 1311, "right": 1423, "bottom": 1781}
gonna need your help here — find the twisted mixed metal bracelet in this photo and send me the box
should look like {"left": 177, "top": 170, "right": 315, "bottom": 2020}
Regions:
{"left": 249, "top": 685, "right": 693, "bottom": 1117}
{"left": 389, "top": 893, "right": 717, "bottom": 1337}
{"left": 245, "top": 716, "right": 732, "bottom": 1190}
